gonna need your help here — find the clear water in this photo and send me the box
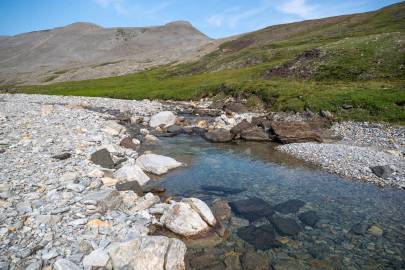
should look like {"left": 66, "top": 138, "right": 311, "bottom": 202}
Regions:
{"left": 144, "top": 135, "right": 405, "bottom": 269}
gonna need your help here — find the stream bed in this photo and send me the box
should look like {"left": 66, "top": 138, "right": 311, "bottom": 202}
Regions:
{"left": 145, "top": 135, "right": 405, "bottom": 269}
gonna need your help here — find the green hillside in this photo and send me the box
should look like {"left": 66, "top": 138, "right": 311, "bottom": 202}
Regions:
{"left": 5, "top": 2, "right": 405, "bottom": 123}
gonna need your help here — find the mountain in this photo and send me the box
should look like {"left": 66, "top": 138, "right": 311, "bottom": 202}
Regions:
{"left": 0, "top": 21, "right": 215, "bottom": 85}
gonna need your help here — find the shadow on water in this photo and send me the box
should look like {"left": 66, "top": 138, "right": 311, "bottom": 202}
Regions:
{"left": 143, "top": 135, "right": 405, "bottom": 269}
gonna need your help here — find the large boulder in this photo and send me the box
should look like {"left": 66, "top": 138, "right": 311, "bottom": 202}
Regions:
{"left": 160, "top": 202, "right": 209, "bottom": 237}
{"left": 108, "top": 236, "right": 186, "bottom": 270}
{"left": 150, "top": 111, "right": 177, "bottom": 128}
{"left": 136, "top": 154, "right": 182, "bottom": 175}
{"left": 240, "top": 127, "right": 270, "bottom": 141}
{"left": 203, "top": 129, "right": 233, "bottom": 143}
{"left": 160, "top": 199, "right": 217, "bottom": 237}
{"left": 230, "top": 120, "right": 253, "bottom": 136}
{"left": 270, "top": 121, "right": 323, "bottom": 144}
{"left": 113, "top": 164, "right": 150, "bottom": 185}
{"left": 230, "top": 197, "right": 274, "bottom": 221}
{"left": 237, "top": 225, "right": 281, "bottom": 250}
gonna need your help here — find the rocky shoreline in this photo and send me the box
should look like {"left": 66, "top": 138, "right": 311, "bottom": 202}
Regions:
{"left": 0, "top": 94, "right": 404, "bottom": 269}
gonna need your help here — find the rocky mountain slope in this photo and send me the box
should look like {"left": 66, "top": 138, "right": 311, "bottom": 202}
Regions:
{"left": 0, "top": 21, "right": 216, "bottom": 85}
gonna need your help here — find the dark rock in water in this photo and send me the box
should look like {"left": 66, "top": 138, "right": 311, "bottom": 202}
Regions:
{"left": 224, "top": 103, "right": 248, "bottom": 113}
{"left": 270, "top": 216, "right": 302, "bottom": 236}
{"left": 192, "top": 127, "right": 207, "bottom": 136}
{"left": 167, "top": 124, "right": 184, "bottom": 135}
{"left": 237, "top": 225, "right": 281, "bottom": 250}
{"left": 90, "top": 149, "right": 114, "bottom": 169}
{"left": 230, "top": 197, "right": 274, "bottom": 221}
{"left": 298, "top": 211, "right": 319, "bottom": 227}
{"left": 119, "top": 136, "right": 138, "bottom": 150}
{"left": 115, "top": 181, "right": 143, "bottom": 196}
{"left": 270, "top": 121, "right": 323, "bottom": 144}
{"left": 52, "top": 152, "right": 71, "bottom": 160}
{"left": 351, "top": 223, "right": 368, "bottom": 235}
{"left": 274, "top": 199, "right": 306, "bottom": 214}
{"left": 203, "top": 129, "right": 233, "bottom": 143}
{"left": 370, "top": 165, "right": 393, "bottom": 178}
{"left": 201, "top": 185, "right": 246, "bottom": 195}
{"left": 143, "top": 185, "right": 166, "bottom": 194}
{"left": 211, "top": 199, "right": 232, "bottom": 221}
{"left": 230, "top": 120, "right": 253, "bottom": 136}
{"left": 241, "top": 251, "right": 270, "bottom": 270}
{"left": 240, "top": 127, "right": 270, "bottom": 141}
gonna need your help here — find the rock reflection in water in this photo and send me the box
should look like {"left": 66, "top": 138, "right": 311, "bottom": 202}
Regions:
{"left": 144, "top": 135, "right": 405, "bottom": 269}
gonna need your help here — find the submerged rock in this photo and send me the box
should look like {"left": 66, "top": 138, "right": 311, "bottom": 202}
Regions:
{"left": 270, "top": 216, "right": 302, "bottom": 236}
{"left": 237, "top": 225, "right": 281, "bottom": 250}
{"left": 298, "top": 211, "right": 319, "bottom": 227}
{"left": 108, "top": 236, "right": 186, "bottom": 270}
{"left": 351, "top": 222, "right": 368, "bottom": 235}
{"left": 274, "top": 199, "right": 306, "bottom": 214}
{"left": 211, "top": 199, "right": 232, "bottom": 221}
{"left": 90, "top": 148, "right": 115, "bottom": 169}
{"left": 368, "top": 225, "right": 383, "bottom": 237}
{"left": 241, "top": 252, "right": 270, "bottom": 270}
{"left": 230, "top": 197, "right": 274, "bottom": 221}
{"left": 201, "top": 185, "right": 246, "bottom": 195}
{"left": 136, "top": 154, "right": 183, "bottom": 175}
{"left": 150, "top": 111, "right": 177, "bottom": 128}
{"left": 203, "top": 129, "right": 233, "bottom": 143}
{"left": 167, "top": 125, "right": 184, "bottom": 135}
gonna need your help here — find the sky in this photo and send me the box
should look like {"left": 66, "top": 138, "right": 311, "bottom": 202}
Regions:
{"left": 0, "top": 0, "right": 402, "bottom": 38}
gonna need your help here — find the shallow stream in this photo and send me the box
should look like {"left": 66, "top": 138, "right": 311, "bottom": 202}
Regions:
{"left": 145, "top": 135, "right": 405, "bottom": 269}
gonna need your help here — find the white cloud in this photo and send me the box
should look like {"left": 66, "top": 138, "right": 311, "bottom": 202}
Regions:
{"left": 277, "top": 0, "right": 317, "bottom": 19}
{"left": 93, "top": 0, "right": 126, "bottom": 14}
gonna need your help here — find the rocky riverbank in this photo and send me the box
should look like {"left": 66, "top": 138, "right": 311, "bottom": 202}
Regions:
{"left": 1, "top": 94, "right": 404, "bottom": 269}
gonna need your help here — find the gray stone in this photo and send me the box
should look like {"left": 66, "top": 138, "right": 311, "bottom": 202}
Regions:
{"left": 86, "top": 189, "right": 122, "bottom": 213}
{"left": 90, "top": 149, "right": 115, "bottom": 169}
{"left": 54, "top": 259, "right": 82, "bottom": 270}
{"left": 82, "top": 248, "right": 110, "bottom": 268}
{"left": 370, "top": 165, "right": 393, "bottom": 178}
{"left": 203, "top": 129, "right": 233, "bottom": 143}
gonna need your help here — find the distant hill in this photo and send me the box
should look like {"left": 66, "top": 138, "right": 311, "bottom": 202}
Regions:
{"left": 0, "top": 21, "right": 215, "bottom": 85}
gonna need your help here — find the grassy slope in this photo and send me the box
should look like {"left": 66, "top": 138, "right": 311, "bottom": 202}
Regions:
{"left": 5, "top": 2, "right": 405, "bottom": 124}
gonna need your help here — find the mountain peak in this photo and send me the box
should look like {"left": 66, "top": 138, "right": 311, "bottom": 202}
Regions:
{"left": 165, "top": 21, "right": 193, "bottom": 27}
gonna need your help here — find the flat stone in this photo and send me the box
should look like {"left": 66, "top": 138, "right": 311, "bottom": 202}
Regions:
{"left": 54, "top": 259, "right": 82, "bottom": 270}
{"left": 136, "top": 154, "right": 182, "bottom": 175}
{"left": 368, "top": 225, "right": 383, "bottom": 236}
{"left": 237, "top": 225, "right": 281, "bottom": 250}
{"left": 230, "top": 197, "right": 274, "bottom": 221}
{"left": 211, "top": 199, "right": 232, "bottom": 221}
{"left": 274, "top": 199, "right": 306, "bottom": 214}
{"left": 132, "top": 192, "right": 160, "bottom": 211}
{"left": 270, "top": 121, "right": 323, "bottom": 144}
{"left": 119, "top": 136, "right": 139, "bottom": 150}
{"left": 230, "top": 120, "right": 253, "bottom": 136}
{"left": 52, "top": 153, "right": 72, "bottom": 160}
{"left": 65, "top": 183, "right": 85, "bottom": 193}
{"left": 82, "top": 248, "right": 110, "bottom": 268}
{"left": 270, "top": 216, "right": 302, "bottom": 236}
{"left": 241, "top": 252, "right": 270, "bottom": 270}
{"left": 167, "top": 125, "right": 184, "bottom": 135}
{"left": 108, "top": 236, "right": 186, "bottom": 270}
{"left": 113, "top": 164, "right": 150, "bottom": 185}
{"left": 90, "top": 149, "right": 115, "bottom": 169}
{"left": 116, "top": 180, "right": 144, "bottom": 196}
{"left": 298, "top": 211, "right": 319, "bottom": 227}
{"left": 370, "top": 165, "right": 393, "bottom": 179}
{"left": 203, "top": 129, "right": 233, "bottom": 143}
{"left": 86, "top": 189, "right": 122, "bottom": 213}
{"left": 240, "top": 127, "right": 270, "bottom": 141}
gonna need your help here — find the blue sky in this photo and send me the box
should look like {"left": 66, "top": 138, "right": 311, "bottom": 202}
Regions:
{"left": 0, "top": 0, "right": 402, "bottom": 38}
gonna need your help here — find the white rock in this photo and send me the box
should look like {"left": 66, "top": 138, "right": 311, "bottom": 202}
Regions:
{"left": 103, "top": 120, "right": 125, "bottom": 136}
{"left": 182, "top": 198, "right": 216, "bottom": 226}
{"left": 136, "top": 154, "right": 182, "bottom": 175}
{"left": 60, "top": 172, "right": 78, "bottom": 183}
{"left": 160, "top": 202, "right": 209, "bottom": 237}
{"left": 140, "top": 128, "right": 149, "bottom": 135}
{"left": 120, "top": 190, "right": 139, "bottom": 209}
{"left": 149, "top": 203, "right": 171, "bottom": 215}
{"left": 132, "top": 193, "right": 160, "bottom": 212}
{"left": 65, "top": 183, "right": 85, "bottom": 193}
{"left": 113, "top": 164, "right": 150, "bottom": 185}
{"left": 82, "top": 248, "right": 110, "bottom": 268}
{"left": 108, "top": 236, "right": 186, "bottom": 270}
{"left": 149, "top": 111, "right": 177, "bottom": 128}
{"left": 54, "top": 259, "right": 82, "bottom": 270}
{"left": 144, "top": 134, "right": 159, "bottom": 141}
{"left": 88, "top": 169, "right": 104, "bottom": 178}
